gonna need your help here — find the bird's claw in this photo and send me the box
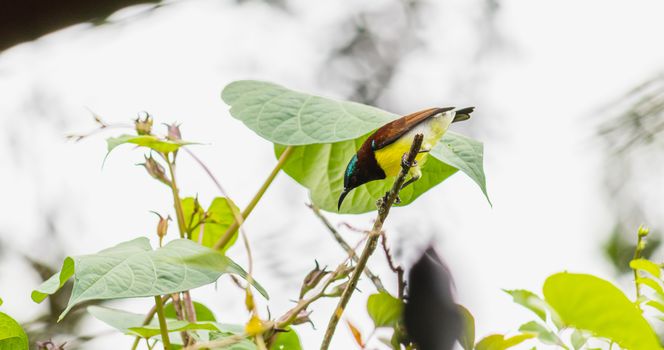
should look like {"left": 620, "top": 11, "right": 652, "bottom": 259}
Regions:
{"left": 401, "top": 154, "right": 417, "bottom": 168}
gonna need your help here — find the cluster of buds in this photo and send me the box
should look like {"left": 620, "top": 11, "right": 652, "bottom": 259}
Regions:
{"left": 134, "top": 112, "right": 153, "bottom": 135}
{"left": 299, "top": 261, "right": 330, "bottom": 299}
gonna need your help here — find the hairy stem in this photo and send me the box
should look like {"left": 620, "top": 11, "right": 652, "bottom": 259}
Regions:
{"left": 309, "top": 204, "right": 386, "bottom": 293}
{"left": 213, "top": 146, "right": 294, "bottom": 250}
{"left": 154, "top": 295, "right": 171, "bottom": 350}
{"left": 319, "top": 134, "right": 424, "bottom": 350}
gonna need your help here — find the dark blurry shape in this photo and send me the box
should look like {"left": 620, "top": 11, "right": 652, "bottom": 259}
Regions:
{"left": 598, "top": 74, "right": 664, "bottom": 273}
{"left": 603, "top": 224, "right": 661, "bottom": 274}
{"left": 0, "top": 0, "right": 161, "bottom": 51}
{"left": 404, "top": 246, "right": 461, "bottom": 350}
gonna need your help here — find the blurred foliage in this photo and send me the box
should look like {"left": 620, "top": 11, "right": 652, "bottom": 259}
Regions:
{"left": 599, "top": 74, "right": 664, "bottom": 273}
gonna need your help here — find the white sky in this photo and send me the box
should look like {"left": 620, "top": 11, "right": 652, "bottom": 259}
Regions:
{"left": 1, "top": 0, "right": 664, "bottom": 349}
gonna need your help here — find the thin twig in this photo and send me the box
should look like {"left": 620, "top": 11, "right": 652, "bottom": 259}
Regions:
{"left": 308, "top": 203, "right": 386, "bottom": 293}
{"left": 213, "top": 146, "right": 295, "bottom": 250}
{"left": 380, "top": 233, "right": 406, "bottom": 299}
{"left": 319, "top": 134, "right": 424, "bottom": 350}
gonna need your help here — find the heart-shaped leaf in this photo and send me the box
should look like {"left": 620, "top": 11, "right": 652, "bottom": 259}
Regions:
{"left": 32, "top": 238, "right": 268, "bottom": 321}
{"left": 223, "top": 80, "right": 489, "bottom": 213}
{"left": 367, "top": 292, "right": 404, "bottom": 328}
{"left": 543, "top": 272, "right": 662, "bottom": 350}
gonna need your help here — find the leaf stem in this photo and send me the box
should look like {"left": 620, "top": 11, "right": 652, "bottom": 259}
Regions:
{"left": 164, "top": 153, "right": 187, "bottom": 239}
{"left": 213, "top": 146, "right": 295, "bottom": 250}
{"left": 154, "top": 295, "right": 172, "bottom": 350}
{"left": 319, "top": 134, "right": 424, "bottom": 350}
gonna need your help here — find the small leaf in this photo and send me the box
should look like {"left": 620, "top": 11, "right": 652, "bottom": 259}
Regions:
{"left": 0, "top": 311, "right": 28, "bottom": 350}
{"left": 475, "top": 334, "right": 534, "bottom": 350}
{"left": 503, "top": 289, "right": 548, "bottom": 321}
{"left": 518, "top": 321, "right": 560, "bottom": 345}
{"left": 191, "top": 197, "right": 240, "bottom": 252}
{"left": 636, "top": 277, "right": 664, "bottom": 294}
{"left": 106, "top": 134, "right": 196, "bottom": 160}
{"left": 543, "top": 272, "right": 662, "bottom": 350}
{"left": 270, "top": 327, "right": 303, "bottom": 350}
{"left": 571, "top": 329, "right": 588, "bottom": 350}
{"left": 88, "top": 306, "right": 218, "bottom": 338}
{"left": 345, "top": 320, "right": 364, "bottom": 348}
{"left": 630, "top": 259, "right": 662, "bottom": 278}
{"left": 646, "top": 300, "right": 664, "bottom": 314}
{"left": 32, "top": 238, "right": 266, "bottom": 320}
{"left": 164, "top": 301, "right": 216, "bottom": 322}
{"left": 367, "top": 292, "right": 404, "bottom": 328}
{"left": 457, "top": 305, "right": 475, "bottom": 350}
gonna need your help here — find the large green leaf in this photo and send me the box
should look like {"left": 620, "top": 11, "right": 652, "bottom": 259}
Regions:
{"left": 32, "top": 238, "right": 267, "bottom": 321}
{"left": 367, "top": 292, "right": 404, "bottom": 328}
{"left": 223, "top": 80, "right": 489, "bottom": 212}
{"left": 543, "top": 272, "right": 662, "bottom": 350}
{"left": 275, "top": 140, "right": 457, "bottom": 213}
{"left": 0, "top": 312, "right": 28, "bottom": 350}
{"left": 222, "top": 80, "right": 393, "bottom": 145}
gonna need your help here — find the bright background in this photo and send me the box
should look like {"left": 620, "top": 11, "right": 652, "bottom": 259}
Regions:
{"left": 1, "top": 0, "right": 664, "bottom": 348}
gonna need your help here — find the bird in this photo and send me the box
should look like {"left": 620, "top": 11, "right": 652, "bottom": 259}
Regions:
{"left": 338, "top": 106, "right": 474, "bottom": 210}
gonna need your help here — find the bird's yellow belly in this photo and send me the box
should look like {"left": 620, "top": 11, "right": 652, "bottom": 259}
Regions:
{"left": 374, "top": 138, "right": 429, "bottom": 177}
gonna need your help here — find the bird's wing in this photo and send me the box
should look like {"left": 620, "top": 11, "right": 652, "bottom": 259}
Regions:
{"left": 370, "top": 107, "right": 448, "bottom": 150}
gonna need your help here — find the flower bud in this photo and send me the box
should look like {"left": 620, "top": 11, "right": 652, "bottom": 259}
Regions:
{"left": 138, "top": 155, "right": 170, "bottom": 185}
{"left": 638, "top": 225, "right": 650, "bottom": 238}
{"left": 299, "top": 261, "right": 329, "bottom": 299}
{"left": 165, "top": 122, "right": 182, "bottom": 141}
{"left": 326, "top": 280, "right": 349, "bottom": 298}
{"left": 291, "top": 310, "right": 313, "bottom": 326}
{"left": 135, "top": 112, "right": 153, "bottom": 135}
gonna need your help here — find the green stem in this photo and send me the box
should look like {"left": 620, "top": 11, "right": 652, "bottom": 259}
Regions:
{"left": 319, "top": 134, "right": 424, "bottom": 350}
{"left": 154, "top": 295, "right": 172, "bottom": 350}
{"left": 213, "top": 146, "right": 294, "bottom": 250}
{"left": 131, "top": 295, "right": 171, "bottom": 350}
{"left": 165, "top": 154, "right": 187, "bottom": 239}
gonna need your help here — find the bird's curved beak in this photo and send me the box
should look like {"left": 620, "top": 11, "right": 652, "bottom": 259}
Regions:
{"left": 453, "top": 106, "right": 474, "bottom": 123}
{"left": 338, "top": 188, "right": 350, "bottom": 211}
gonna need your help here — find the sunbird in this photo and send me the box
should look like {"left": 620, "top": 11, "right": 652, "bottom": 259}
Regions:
{"left": 338, "top": 107, "right": 474, "bottom": 210}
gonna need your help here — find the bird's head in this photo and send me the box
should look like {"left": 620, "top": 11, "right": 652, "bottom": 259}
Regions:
{"left": 338, "top": 154, "right": 360, "bottom": 210}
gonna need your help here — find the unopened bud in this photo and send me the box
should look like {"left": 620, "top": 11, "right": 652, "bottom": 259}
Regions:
{"left": 135, "top": 112, "right": 153, "bottom": 135}
{"left": 332, "top": 263, "right": 355, "bottom": 282}
{"left": 138, "top": 155, "right": 170, "bottom": 185}
{"left": 165, "top": 122, "right": 182, "bottom": 141}
{"left": 151, "top": 212, "right": 171, "bottom": 245}
{"left": 291, "top": 310, "right": 313, "bottom": 326}
{"left": 245, "top": 314, "right": 264, "bottom": 336}
{"left": 326, "top": 281, "right": 350, "bottom": 298}
{"left": 300, "top": 261, "right": 329, "bottom": 299}
{"left": 638, "top": 225, "right": 650, "bottom": 238}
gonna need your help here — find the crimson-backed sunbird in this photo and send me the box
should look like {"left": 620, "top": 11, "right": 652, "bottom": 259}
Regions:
{"left": 338, "top": 107, "right": 474, "bottom": 210}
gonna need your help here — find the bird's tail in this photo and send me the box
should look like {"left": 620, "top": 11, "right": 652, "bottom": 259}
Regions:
{"left": 453, "top": 107, "right": 474, "bottom": 122}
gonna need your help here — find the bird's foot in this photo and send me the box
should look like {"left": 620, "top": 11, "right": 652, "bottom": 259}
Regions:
{"left": 401, "top": 154, "right": 418, "bottom": 168}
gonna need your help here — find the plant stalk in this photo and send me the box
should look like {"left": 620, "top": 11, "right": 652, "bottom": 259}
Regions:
{"left": 165, "top": 155, "right": 187, "bottom": 239}
{"left": 131, "top": 295, "right": 171, "bottom": 350}
{"left": 213, "top": 145, "right": 294, "bottom": 250}
{"left": 154, "top": 295, "right": 172, "bottom": 350}
{"left": 319, "top": 134, "right": 424, "bottom": 350}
